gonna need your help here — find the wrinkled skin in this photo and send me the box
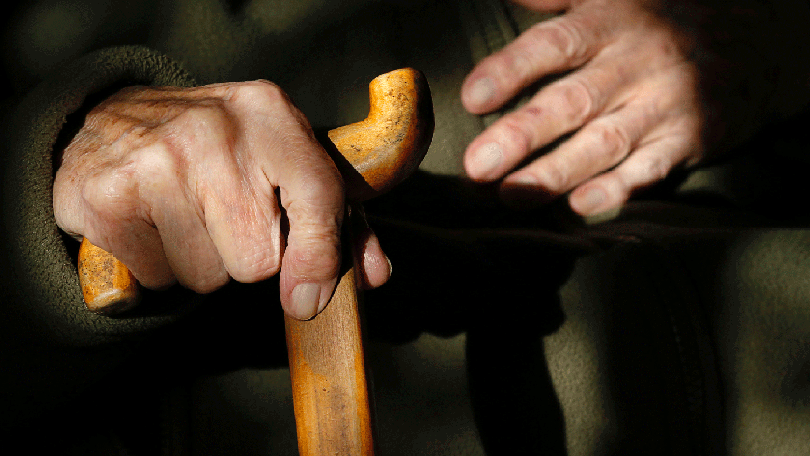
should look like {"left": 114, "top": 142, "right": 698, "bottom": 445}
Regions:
{"left": 461, "top": 0, "right": 810, "bottom": 215}
{"left": 53, "top": 0, "right": 810, "bottom": 319}
{"left": 54, "top": 82, "right": 390, "bottom": 320}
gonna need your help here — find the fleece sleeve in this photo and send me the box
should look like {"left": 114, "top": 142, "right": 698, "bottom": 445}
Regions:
{"left": 0, "top": 45, "right": 218, "bottom": 430}
{"left": 1, "top": 45, "right": 203, "bottom": 348}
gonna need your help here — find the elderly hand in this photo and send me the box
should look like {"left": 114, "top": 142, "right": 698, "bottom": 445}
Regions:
{"left": 461, "top": 0, "right": 703, "bottom": 215}
{"left": 53, "top": 82, "right": 390, "bottom": 320}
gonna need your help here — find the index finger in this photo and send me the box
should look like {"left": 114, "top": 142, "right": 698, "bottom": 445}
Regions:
{"left": 276, "top": 148, "right": 345, "bottom": 320}
{"left": 231, "top": 81, "right": 346, "bottom": 320}
{"left": 461, "top": 9, "right": 610, "bottom": 114}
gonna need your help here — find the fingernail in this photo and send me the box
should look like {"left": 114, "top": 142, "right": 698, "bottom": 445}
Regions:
{"left": 291, "top": 283, "right": 322, "bottom": 320}
{"left": 466, "top": 77, "right": 495, "bottom": 107}
{"left": 468, "top": 142, "right": 503, "bottom": 179}
{"left": 571, "top": 187, "right": 607, "bottom": 215}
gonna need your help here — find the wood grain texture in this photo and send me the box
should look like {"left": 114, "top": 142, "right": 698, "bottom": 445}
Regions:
{"left": 328, "top": 68, "right": 433, "bottom": 202}
{"left": 78, "top": 238, "right": 139, "bottom": 315}
{"left": 282, "top": 68, "right": 431, "bottom": 455}
{"left": 284, "top": 239, "right": 375, "bottom": 455}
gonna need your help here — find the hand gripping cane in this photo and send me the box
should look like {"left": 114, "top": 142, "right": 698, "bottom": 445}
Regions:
{"left": 77, "top": 68, "right": 434, "bottom": 455}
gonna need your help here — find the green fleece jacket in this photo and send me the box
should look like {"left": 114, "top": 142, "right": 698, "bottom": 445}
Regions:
{"left": 0, "top": 0, "right": 545, "bottom": 441}
{"left": 2, "top": 1, "right": 810, "bottom": 455}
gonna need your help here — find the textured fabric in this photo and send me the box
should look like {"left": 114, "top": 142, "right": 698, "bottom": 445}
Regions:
{"left": 3, "top": 46, "right": 196, "bottom": 345}
{"left": 0, "top": 45, "right": 201, "bottom": 430}
{"left": 2, "top": 0, "right": 810, "bottom": 455}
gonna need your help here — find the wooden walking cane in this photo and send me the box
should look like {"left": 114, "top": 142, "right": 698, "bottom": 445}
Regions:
{"left": 77, "top": 68, "right": 434, "bottom": 455}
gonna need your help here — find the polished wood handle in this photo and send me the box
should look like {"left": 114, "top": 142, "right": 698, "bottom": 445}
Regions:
{"left": 285, "top": 212, "right": 374, "bottom": 455}
{"left": 77, "top": 68, "right": 434, "bottom": 455}
{"left": 78, "top": 238, "right": 140, "bottom": 314}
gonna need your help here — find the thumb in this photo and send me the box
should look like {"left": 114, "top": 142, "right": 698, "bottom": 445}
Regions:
{"left": 277, "top": 147, "right": 346, "bottom": 320}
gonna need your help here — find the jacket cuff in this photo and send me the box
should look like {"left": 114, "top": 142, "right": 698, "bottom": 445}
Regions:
{"left": 1, "top": 46, "right": 200, "bottom": 347}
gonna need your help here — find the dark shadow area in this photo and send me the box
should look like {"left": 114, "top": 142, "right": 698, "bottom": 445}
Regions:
{"left": 467, "top": 334, "right": 567, "bottom": 455}
{"left": 598, "top": 241, "right": 722, "bottom": 456}
{"left": 461, "top": 233, "right": 573, "bottom": 454}
{"left": 3, "top": 170, "right": 597, "bottom": 453}
{"left": 360, "top": 174, "right": 597, "bottom": 454}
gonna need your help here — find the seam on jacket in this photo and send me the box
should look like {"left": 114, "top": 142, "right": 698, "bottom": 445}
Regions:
{"left": 467, "top": 0, "right": 519, "bottom": 129}
{"left": 617, "top": 228, "right": 727, "bottom": 456}
{"left": 470, "top": 0, "right": 519, "bottom": 59}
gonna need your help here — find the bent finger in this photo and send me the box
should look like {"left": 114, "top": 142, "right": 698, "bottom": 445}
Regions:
{"left": 568, "top": 135, "right": 699, "bottom": 216}
{"left": 350, "top": 207, "right": 391, "bottom": 290}
{"left": 224, "top": 81, "right": 345, "bottom": 319}
{"left": 145, "top": 164, "right": 230, "bottom": 294}
{"left": 275, "top": 142, "right": 345, "bottom": 320}
{"left": 79, "top": 168, "right": 176, "bottom": 290}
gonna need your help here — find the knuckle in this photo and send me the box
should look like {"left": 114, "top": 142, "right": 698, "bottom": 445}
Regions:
{"left": 158, "top": 103, "right": 238, "bottom": 167}
{"left": 497, "top": 116, "right": 534, "bottom": 155}
{"left": 234, "top": 80, "right": 283, "bottom": 100}
{"left": 593, "top": 121, "right": 631, "bottom": 162}
{"left": 228, "top": 80, "right": 295, "bottom": 113}
{"left": 637, "top": 156, "right": 672, "bottom": 183}
{"left": 289, "top": 170, "right": 345, "bottom": 209}
{"left": 552, "top": 78, "right": 594, "bottom": 126}
{"left": 131, "top": 141, "right": 183, "bottom": 187}
{"left": 82, "top": 143, "right": 190, "bottom": 236}
{"left": 229, "top": 243, "right": 282, "bottom": 283}
{"left": 287, "top": 201, "right": 343, "bottom": 238}
{"left": 82, "top": 167, "right": 138, "bottom": 218}
{"left": 162, "top": 108, "right": 235, "bottom": 165}
{"left": 287, "top": 233, "right": 341, "bottom": 281}
{"left": 228, "top": 81, "right": 314, "bottom": 136}
{"left": 185, "top": 269, "right": 230, "bottom": 295}
{"left": 533, "top": 17, "right": 586, "bottom": 64}
{"left": 246, "top": 79, "right": 286, "bottom": 98}
{"left": 535, "top": 160, "right": 570, "bottom": 192}
{"left": 173, "top": 102, "right": 231, "bottom": 137}
{"left": 87, "top": 141, "right": 186, "bottom": 217}
{"left": 498, "top": 45, "right": 537, "bottom": 81}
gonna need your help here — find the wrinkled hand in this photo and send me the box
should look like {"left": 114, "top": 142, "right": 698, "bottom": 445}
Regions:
{"left": 462, "top": 0, "right": 702, "bottom": 215}
{"left": 54, "top": 82, "right": 390, "bottom": 319}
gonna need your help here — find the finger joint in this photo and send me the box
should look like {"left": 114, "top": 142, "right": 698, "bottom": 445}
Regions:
{"left": 592, "top": 120, "right": 632, "bottom": 164}
{"left": 532, "top": 16, "right": 587, "bottom": 66}
{"left": 497, "top": 116, "right": 534, "bottom": 157}
{"left": 533, "top": 159, "right": 570, "bottom": 193}
{"left": 550, "top": 78, "right": 595, "bottom": 127}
